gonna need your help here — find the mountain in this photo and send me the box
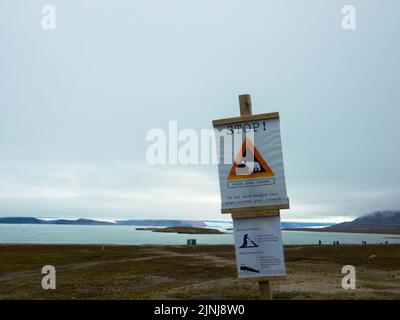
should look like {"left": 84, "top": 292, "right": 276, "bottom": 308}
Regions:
{"left": 50, "top": 219, "right": 114, "bottom": 225}
{"left": 0, "top": 217, "right": 114, "bottom": 225}
{"left": 0, "top": 217, "right": 331, "bottom": 229}
{"left": 0, "top": 217, "right": 46, "bottom": 224}
{"left": 116, "top": 219, "right": 206, "bottom": 227}
{"left": 281, "top": 222, "right": 331, "bottom": 229}
{"left": 317, "top": 211, "right": 400, "bottom": 234}
{"left": 0, "top": 217, "right": 207, "bottom": 227}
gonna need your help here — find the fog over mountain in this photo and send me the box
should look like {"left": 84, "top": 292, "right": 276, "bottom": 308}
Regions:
{"left": 315, "top": 211, "right": 400, "bottom": 234}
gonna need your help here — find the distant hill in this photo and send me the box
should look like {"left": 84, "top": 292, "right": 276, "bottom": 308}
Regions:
{"left": 311, "top": 211, "right": 400, "bottom": 234}
{"left": 50, "top": 219, "right": 114, "bottom": 225}
{"left": 281, "top": 222, "right": 331, "bottom": 229}
{"left": 0, "top": 217, "right": 207, "bottom": 227}
{"left": 0, "top": 217, "right": 114, "bottom": 225}
{"left": 116, "top": 219, "right": 206, "bottom": 227}
{"left": 136, "top": 226, "right": 224, "bottom": 234}
{"left": 0, "top": 217, "right": 331, "bottom": 229}
{"left": 0, "top": 217, "right": 46, "bottom": 224}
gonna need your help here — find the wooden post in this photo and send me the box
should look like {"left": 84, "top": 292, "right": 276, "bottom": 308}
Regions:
{"left": 239, "top": 94, "right": 253, "bottom": 116}
{"left": 259, "top": 280, "right": 273, "bottom": 300}
{"left": 237, "top": 93, "right": 274, "bottom": 300}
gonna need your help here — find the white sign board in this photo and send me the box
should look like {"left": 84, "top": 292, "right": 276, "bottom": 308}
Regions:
{"left": 213, "top": 113, "right": 289, "bottom": 213}
{"left": 233, "top": 216, "right": 286, "bottom": 279}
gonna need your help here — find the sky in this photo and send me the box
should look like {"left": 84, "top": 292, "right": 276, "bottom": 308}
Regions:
{"left": 0, "top": 1, "right": 399, "bottom": 222}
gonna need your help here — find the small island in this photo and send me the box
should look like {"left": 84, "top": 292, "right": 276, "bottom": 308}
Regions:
{"left": 135, "top": 226, "right": 225, "bottom": 234}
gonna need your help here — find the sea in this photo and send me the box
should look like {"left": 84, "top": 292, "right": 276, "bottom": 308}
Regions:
{"left": 0, "top": 224, "right": 399, "bottom": 245}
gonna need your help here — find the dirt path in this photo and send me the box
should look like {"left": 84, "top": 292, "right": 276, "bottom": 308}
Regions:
{"left": 0, "top": 254, "right": 168, "bottom": 282}
{"left": 0, "top": 250, "right": 234, "bottom": 283}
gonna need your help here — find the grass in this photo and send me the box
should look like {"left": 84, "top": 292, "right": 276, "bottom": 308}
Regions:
{"left": 0, "top": 244, "right": 399, "bottom": 299}
{"left": 284, "top": 244, "right": 400, "bottom": 270}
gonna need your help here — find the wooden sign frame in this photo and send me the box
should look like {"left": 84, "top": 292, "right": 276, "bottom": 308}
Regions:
{"left": 212, "top": 112, "right": 280, "bottom": 127}
{"left": 213, "top": 104, "right": 290, "bottom": 217}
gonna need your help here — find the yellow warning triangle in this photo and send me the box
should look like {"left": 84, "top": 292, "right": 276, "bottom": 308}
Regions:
{"left": 227, "top": 138, "right": 274, "bottom": 181}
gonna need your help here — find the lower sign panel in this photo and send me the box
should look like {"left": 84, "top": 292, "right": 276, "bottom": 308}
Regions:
{"left": 233, "top": 215, "right": 286, "bottom": 279}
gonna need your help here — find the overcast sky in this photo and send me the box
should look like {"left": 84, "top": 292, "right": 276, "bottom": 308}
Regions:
{"left": 0, "top": 1, "right": 399, "bottom": 222}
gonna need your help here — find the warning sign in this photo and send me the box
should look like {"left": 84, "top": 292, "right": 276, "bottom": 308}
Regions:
{"left": 213, "top": 113, "right": 289, "bottom": 213}
{"left": 227, "top": 138, "right": 275, "bottom": 181}
{"left": 233, "top": 215, "right": 286, "bottom": 279}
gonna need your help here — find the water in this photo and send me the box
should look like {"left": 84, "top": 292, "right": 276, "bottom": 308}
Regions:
{"left": 0, "top": 224, "right": 399, "bottom": 245}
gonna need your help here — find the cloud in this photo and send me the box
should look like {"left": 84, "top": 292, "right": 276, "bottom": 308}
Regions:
{"left": 0, "top": 162, "right": 222, "bottom": 220}
{"left": 282, "top": 184, "right": 400, "bottom": 222}
{"left": 1, "top": 161, "right": 399, "bottom": 223}
{"left": 1, "top": 1, "right": 399, "bottom": 223}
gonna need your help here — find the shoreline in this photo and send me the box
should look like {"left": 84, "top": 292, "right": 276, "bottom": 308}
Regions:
{"left": 2, "top": 225, "right": 399, "bottom": 246}
{"left": 283, "top": 228, "right": 400, "bottom": 235}
{"left": 1, "top": 243, "right": 399, "bottom": 247}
